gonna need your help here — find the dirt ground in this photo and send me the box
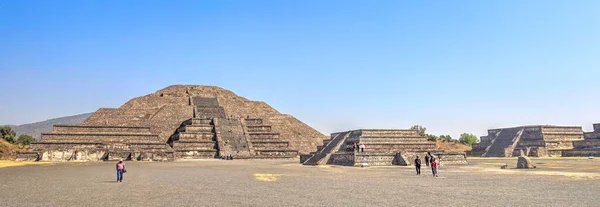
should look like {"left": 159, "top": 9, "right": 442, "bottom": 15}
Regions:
{"left": 1, "top": 157, "right": 599, "bottom": 207}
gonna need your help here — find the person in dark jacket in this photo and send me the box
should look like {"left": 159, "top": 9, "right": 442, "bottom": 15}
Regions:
{"left": 424, "top": 154, "right": 430, "bottom": 166}
{"left": 414, "top": 156, "right": 422, "bottom": 175}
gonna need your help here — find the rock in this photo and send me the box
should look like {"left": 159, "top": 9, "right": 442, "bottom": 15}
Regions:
{"left": 517, "top": 156, "right": 535, "bottom": 169}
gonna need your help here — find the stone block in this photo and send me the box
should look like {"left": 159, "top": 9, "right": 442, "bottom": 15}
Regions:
{"left": 517, "top": 156, "right": 535, "bottom": 169}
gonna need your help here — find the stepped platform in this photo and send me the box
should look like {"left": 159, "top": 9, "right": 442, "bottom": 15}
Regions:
{"left": 17, "top": 125, "right": 174, "bottom": 162}
{"left": 563, "top": 124, "right": 600, "bottom": 156}
{"left": 301, "top": 129, "right": 461, "bottom": 166}
{"left": 242, "top": 118, "right": 298, "bottom": 159}
{"left": 473, "top": 125, "right": 586, "bottom": 157}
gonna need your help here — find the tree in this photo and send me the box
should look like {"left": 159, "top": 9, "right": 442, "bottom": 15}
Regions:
{"left": 459, "top": 133, "right": 479, "bottom": 146}
{"left": 439, "top": 135, "right": 453, "bottom": 142}
{"left": 17, "top": 134, "right": 35, "bottom": 145}
{"left": 1, "top": 126, "right": 16, "bottom": 144}
{"left": 426, "top": 134, "right": 438, "bottom": 141}
{"left": 410, "top": 125, "right": 427, "bottom": 137}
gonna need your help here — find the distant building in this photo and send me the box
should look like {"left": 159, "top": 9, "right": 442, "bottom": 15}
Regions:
{"left": 472, "top": 124, "right": 600, "bottom": 157}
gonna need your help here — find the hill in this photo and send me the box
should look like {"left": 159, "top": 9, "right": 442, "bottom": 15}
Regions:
{"left": 0, "top": 139, "right": 17, "bottom": 160}
{"left": 435, "top": 140, "right": 472, "bottom": 153}
{"left": 6, "top": 113, "right": 92, "bottom": 140}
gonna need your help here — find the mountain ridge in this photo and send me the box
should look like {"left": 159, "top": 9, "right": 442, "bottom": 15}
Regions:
{"left": 3, "top": 113, "right": 93, "bottom": 140}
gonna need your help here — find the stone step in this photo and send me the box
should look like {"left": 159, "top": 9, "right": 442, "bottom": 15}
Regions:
{"left": 357, "top": 144, "right": 436, "bottom": 152}
{"left": 358, "top": 137, "right": 430, "bottom": 143}
{"left": 173, "top": 142, "right": 216, "bottom": 150}
{"left": 250, "top": 141, "right": 290, "bottom": 150}
{"left": 254, "top": 149, "right": 298, "bottom": 158}
{"left": 361, "top": 130, "right": 420, "bottom": 137}
{"left": 174, "top": 150, "right": 218, "bottom": 159}
{"left": 246, "top": 125, "right": 273, "bottom": 132}
{"left": 180, "top": 125, "right": 213, "bottom": 133}
{"left": 249, "top": 138, "right": 283, "bottom": 142}
{"left": 245, "top": 118, "right": 264, "bottom": 126}
{"left": 191, "top": 118, "right": 213, "bottom": 125}
{"left": 247, "top": 132, "right": 280, "bottom": 139}
{"left": 40, "top": 139, "right": 164, "bottom": 144}
{"left": 174, "top": 132, "right": 215, "bottom": 140}
{"left": 357, "top": 140, "right": 431, "bottom": 144}
{"left": 41, "top": 133, "right": 161, "bottom": 140}
{"left": 51, "top": 125, "right": 153, "bottom": 134}
{"left": 177, "top": 137, "right": 215, "bottom": 142}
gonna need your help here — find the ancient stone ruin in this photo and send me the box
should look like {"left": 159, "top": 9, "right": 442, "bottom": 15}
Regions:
{"left": 472, "top": 124, "right": 600, "bottom": 157}
{"left": 517, "top": 156, "right": 535, "bottom": 169}
{"left": 564, "top": 124, "right": 600, "bottom": 157}
{"left": 17, "top": 85, "right": 326, "bottom": 161}
{"left": 300, "top": 129, "right": 468, "bottom": 166}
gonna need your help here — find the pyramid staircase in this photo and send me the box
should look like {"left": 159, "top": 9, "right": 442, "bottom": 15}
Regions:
{"left": 168, "top": 118, "right": 218, "bottom": 159}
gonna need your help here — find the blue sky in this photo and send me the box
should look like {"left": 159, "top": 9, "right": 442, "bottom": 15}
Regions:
{"left": 1, "top": 1, "right": 599, "bottom": 138}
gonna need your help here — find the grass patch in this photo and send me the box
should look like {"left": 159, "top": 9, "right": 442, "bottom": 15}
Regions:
{"left": 0, "top": 160, "right": 54, "bottom": 168}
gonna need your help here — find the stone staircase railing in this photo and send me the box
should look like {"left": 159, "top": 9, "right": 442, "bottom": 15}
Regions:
{"left": 482, "top": 130, "right": 502, "bottom": 157}
{"left": 303, "top": 131, "right": 350, "bottom": 165}
{"left": 505, "top": 128, "right": 524, "bottom": 157}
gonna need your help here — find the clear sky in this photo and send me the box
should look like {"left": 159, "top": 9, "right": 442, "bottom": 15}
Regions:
{"left": 1, "top": 1, "right": 599, "bottom": 139}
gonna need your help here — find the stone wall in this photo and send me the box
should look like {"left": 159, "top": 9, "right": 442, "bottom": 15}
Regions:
{"left": 433, "top": 152, "right": 468, "bottom": 165}
{"left": 355, "top": 153, "right": 397, "bottom": 166}
{"left": 329, "top": 153, "right": 354, "bottom": 166}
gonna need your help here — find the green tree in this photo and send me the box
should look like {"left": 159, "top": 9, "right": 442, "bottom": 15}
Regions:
{"left": 0, "top": 126, "right": 17, "bottom": 144}
{"left": 426, "top": 134, "right": 438, "bottom": 141}
{"left": 459, "top": 133, "right": 479, "bottom": 146}
{"left": 410, "top": 125, "right": 427, "bottom": 137}
{"left": 439, "top": 135, "right": 453, "bottom": 142}
{"left": 17, "top": 134, "right": 35, "bottom": 145}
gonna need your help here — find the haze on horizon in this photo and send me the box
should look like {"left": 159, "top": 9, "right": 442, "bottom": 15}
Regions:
{"left": 1, "top": 1, "right": 599, "bottom": 139}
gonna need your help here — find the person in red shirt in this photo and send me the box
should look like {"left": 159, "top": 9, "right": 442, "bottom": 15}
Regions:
{"left": 431, "top": 158, "right": 439, "bottom": 177}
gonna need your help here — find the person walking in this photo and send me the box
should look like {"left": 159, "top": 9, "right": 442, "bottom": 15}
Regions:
{"left": 116, "top": 159, "right": 126, "bottom": 182}
{"left": 359, "top": 143, "right": 365, "bottom": 152}
{"left": 414, "top": 156, "right": 422, "bottom": 175}
{"left": 424, "top": 154, "right": 430, "bottom": 166}
{"left": 431, "top": 158, "right": 439, "bottom": 177}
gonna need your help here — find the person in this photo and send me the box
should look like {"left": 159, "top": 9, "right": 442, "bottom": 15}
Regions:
{"left": 414, "top": 156, "right": 422, "bottom": 175}
{"left": 424, "top": 154, "right": 430, "bottom": 166}
{"left": 116, "top": 159, "right": 126, "bottom": 182}
{"left": 359, "top": 143, "right": 365, "bottom": 152}
{"left": 429, "top": 154, "right": 435, "bottom": 166}
{"left": 353, "top": 143, "right": 358, "bottom": 152}
{"left": 431, "top": 158, "right": 439, "bottom": 177}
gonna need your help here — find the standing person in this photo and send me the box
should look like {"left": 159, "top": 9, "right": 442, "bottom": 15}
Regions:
{"left": 116, "top": 159, "right": 126, "bottom": 182}
{"left": 414, "top": 156, "right": 422, "bottom": 175}
{"left": 424, "top": 154, "right": 430, "bottom": 166}
{"left": 353, "top": 143, "right": 358, "bottom": 152}
{"left": 430, "top": 154, "right": 435, "bottom": 166}
{"left": 359, "top": 143, "right": 365, "bottom": 152}
{"left": 431, "top": 158, "right": 439, "bottom": 177}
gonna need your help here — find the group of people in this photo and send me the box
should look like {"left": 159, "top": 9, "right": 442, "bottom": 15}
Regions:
{"left": 352, "top": 143, "right": 365, "bottom": 152}
{"left": 414, "top": 153, "right": 439, "bottom": 177}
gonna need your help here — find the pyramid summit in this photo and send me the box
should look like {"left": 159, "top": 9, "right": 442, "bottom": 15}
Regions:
{"left": 18, "top": 85, "right": 326, "bottom": 161}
